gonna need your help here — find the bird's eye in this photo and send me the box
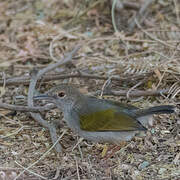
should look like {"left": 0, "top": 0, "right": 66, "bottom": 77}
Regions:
{"left": 57, "top": 91, "right": 66, "bottom": 98}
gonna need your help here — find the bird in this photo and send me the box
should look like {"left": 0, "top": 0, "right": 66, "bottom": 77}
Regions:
{"left": 34, "top": 84, "right": 175, "bottom": 143}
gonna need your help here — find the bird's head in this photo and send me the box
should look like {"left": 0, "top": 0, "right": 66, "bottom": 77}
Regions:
{"left": 34, "top": 84, "right": 85, "bottom": 111}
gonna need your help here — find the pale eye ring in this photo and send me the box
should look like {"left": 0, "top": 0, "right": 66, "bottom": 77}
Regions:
{"left": 57, "top": 91, "right": 66, "bottom": 98}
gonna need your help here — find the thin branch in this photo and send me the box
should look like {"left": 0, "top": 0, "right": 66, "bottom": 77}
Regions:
{"left": 0, "top": 72, "right": 152, "bottom": 86}
{"left": 111, "top": 0, "right": 119, "bottom": 32}
{"left": 1, "top": 126, "right": 24, "bottom": 139}
{"left": 0, "top": 102, "right": 55, "bottom": 112}
{"left": 15, "top": 161, "right": 47, "bottom": 180}
{"left": 93, "top": 89, "right": 169, "bottom": 97}
{"left": 27, "top": 45, "right": 81, "bottom": 153}
{"left": 75, "top": 157, "right": 80, "bottom": 180}
{"left": 123, "top": 2, "right": 140, "bottom": 10}
{"left": 111, "top": 1, "right": 140, "bottom": 11}
{"left": 128, "top": 0, "right": 154, "bottom": 31}
{"left": 126, "top": 81, "right": 143, "bottom": 99}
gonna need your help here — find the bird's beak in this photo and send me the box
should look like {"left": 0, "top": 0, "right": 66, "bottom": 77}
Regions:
{"left": 33, "top": 94, "right": 50, "bottom": 100}
{"left": 33, "top": 94, "right": 55, "bottom": 104}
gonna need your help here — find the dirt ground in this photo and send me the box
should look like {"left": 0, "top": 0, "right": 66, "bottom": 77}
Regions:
{"left": 0, "top": 0, "right": 179, "bottom": 179}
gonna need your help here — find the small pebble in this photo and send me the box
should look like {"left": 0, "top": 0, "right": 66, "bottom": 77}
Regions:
{"left": 138, "top": 161, "right": 149, "bottom": 170}
{"left": 151, "top": 128, "right": 155, "bottom": 134}
{"left": 158, "top": 168, "right": 166, "bottom": 174}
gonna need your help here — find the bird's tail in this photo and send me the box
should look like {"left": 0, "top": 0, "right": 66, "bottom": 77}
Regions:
{"left": 135, "top": 105, "right": 175, "bottom": 117}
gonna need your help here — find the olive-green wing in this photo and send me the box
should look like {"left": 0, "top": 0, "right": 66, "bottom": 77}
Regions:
{"left": 79, "top": 109, "right": 146, "bottom": 131}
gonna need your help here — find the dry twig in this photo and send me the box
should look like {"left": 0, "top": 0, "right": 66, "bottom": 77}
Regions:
{"left": 27, "top": 45, "right": 81, "bottom": 153}
{"left": 93, "top": 89, "right": 169, "bottom": 97}
{"left": 128, "top": 0, "right": 154, "bottom": 31}
{"left": 0, "top": 102, "right": 55, "bottom": 112}
{"left": 0, "top": 72, "right": 152, "bottom": 86}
